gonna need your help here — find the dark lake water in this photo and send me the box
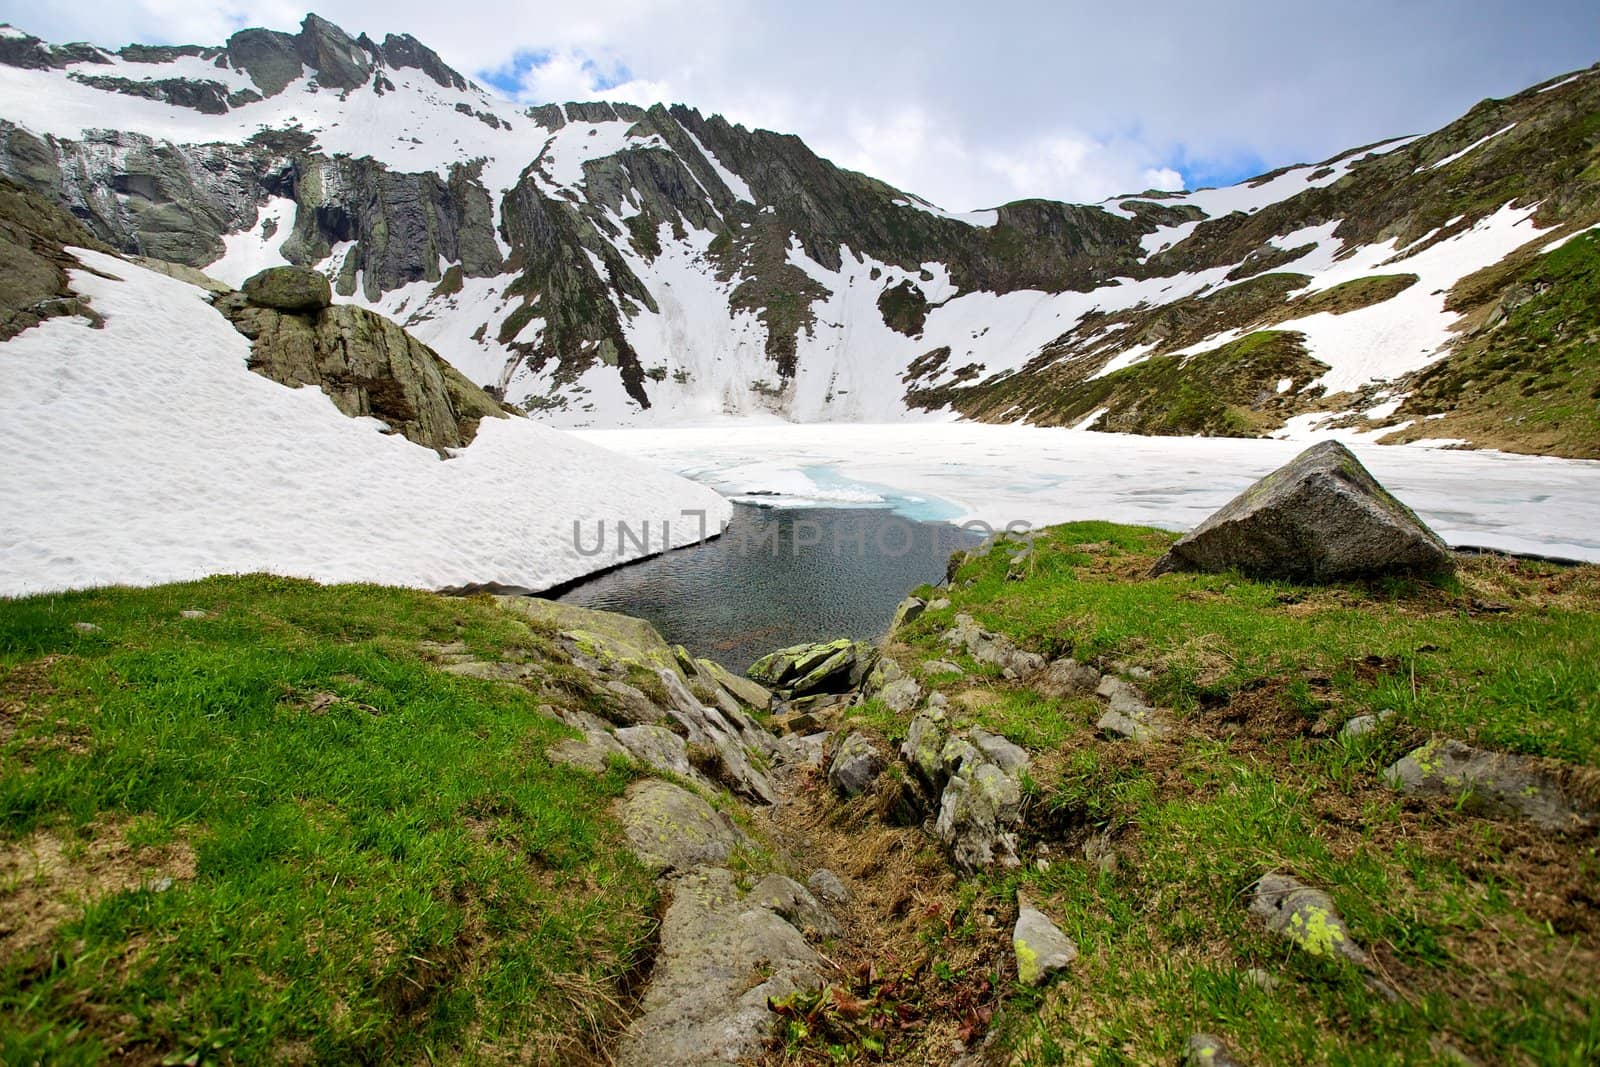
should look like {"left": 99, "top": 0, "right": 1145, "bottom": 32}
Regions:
{"left": 556, "top": 503, "right": 984, "bottom": 672}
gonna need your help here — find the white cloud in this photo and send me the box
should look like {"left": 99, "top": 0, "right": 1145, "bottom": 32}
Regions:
{"left": 4, "top": 0, "right": 1597, "bottom": 209}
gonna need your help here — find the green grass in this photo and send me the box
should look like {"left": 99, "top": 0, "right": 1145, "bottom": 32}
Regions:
{"left": 0, "top": 575, "right": 654, "bottom": 1065}
{"left": 871, "top": 522, "right": 1600, "bottom": 1065}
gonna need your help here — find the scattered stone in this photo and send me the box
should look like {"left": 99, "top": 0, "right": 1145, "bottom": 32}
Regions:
{"left": 748, "top": 874, "right": 843, "bottom": 938}
{"left": 770, "top": 710, "right": 822, "bottom": 736}
{"left": 1248, "top": 873, "right": 1368, "bottom": 967}
{"left": 241, "top": 265, "right": 332, "bottom": 312}
{"left": 615, "top": 866, "right": 823, "bottom": 1066}
{"left": 828, "top": 732, "right": 886, "bottom": 797}
{"left": 71, "top": 621, "right": 100, "bottom": 633}
{"left": 615, "top": 779, "right": 747, "bottom": 874}
{"left": 1012, "top": 905, "right": 1078, "bottom": 986}
{"left": 150, "top": 877, "right": 174, "bottom": 894}
{"left": 944, "top": 613, "right": 1045, "bottom": 679}
{"left": 807, "top": 868, "right": 851, "bottom": 904}
{"left": 615, "top": 725, "right": 696, "bottom": 779}
{"left": 927, "top": 598, "right": 951, "bottom": 611}
{"left": 902, "top": 711, "right": 948, "bottom": 792}
{"left": 1339, "top": 709, "right": 1395, "bottom": 739}
{"left": 776, "top": 731, "right": 828, "bottom": 771}
{"left": 696, "top": 657, "right": 772, "bottom": 711}
{"left": 1152, "top": 441, "right": 1453, "bottom": 582}
{"left": 1082, "top": 835, "right": 1118, "bottom": 875}
{"left": 921, "top": 659, "right": 965, "bottom": 677}
{"left": 1095, "top": 675, "right": 1152, "bottom": 715}
{"left": 879, "top": 675, "right": 923, "bottom": 715}
{"left": 1384, "top": 739, "right": 1596, "bottom": 830}
{"left": 179, "top": 609, "right": 207, "bottom": 619}
{"left": 1185, "top": 1033, "right": 1243, "bottom": 1067}
{"left": 1034, "top": 657, "right": 1101, "bottom": 699}
{"left": 1006, "top": 547, "right": 1033, "bottom": 581}
{"left": 1096, "top": 708, "right": 1171, "bottom": 743}
{"left": 1242, "top": 967, "right": 1278, "bottom": 992}
{"left": 889, "top": 595, "right": 927, "bottom": 632}
{"left": 927, "top": 692, "right": 950, "bottom": 710}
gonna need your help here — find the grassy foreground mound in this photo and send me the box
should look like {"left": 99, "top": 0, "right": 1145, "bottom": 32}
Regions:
{"left": 827, "top": 522, "right": 1599, "bottom": 1065}
{"left": 0, "top": 576, "right": 656, "bottom": 1064}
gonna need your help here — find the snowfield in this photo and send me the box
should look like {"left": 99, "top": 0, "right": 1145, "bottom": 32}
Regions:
{"left": 575, "top": 423, "right": 1600, "bottom": 563}
{"left": 0, "top": 252, "right": 731, "bottom": 597}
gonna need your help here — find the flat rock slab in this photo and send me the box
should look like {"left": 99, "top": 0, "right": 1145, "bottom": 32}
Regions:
{"left": 1385, "top": 739, "right": 1596, "bottom": 830}
{"left": 615, "top": 866, "right": 823, "bottom": 1067}
{"left": 1153, "top": 440, "right": 1452, "bottom": 582}
{"left": 615, "top": 780, "right": 747, "bottom": 874}
{"left": 828, "top": 732, "right": 886, "bottom": 797}
{"left": 1013, "top": 905, "right": 1078, "bottom": 986}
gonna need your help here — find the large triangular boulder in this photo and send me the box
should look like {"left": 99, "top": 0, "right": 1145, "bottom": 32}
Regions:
{"left": 1152, "top": 441, "right": 1452, "bottom": 582}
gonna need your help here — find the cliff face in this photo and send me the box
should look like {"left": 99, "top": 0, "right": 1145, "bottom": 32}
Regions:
{"left": 1, "top": 14, "right": 1596, "bottom": 454}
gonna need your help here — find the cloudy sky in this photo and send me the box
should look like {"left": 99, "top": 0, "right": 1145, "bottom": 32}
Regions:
{"left": 6, "top": 1, "right": 1598, "bottom": 210}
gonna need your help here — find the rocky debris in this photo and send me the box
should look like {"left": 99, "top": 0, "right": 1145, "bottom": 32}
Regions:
{"left": 927, "top": 598, "right": 951, "bottom": 611}
{"left": 657, "top": 668, "right": 778, "bottom": 804}
{"left": 1248, "top": 873, "right": 1368, "bottom": 967}
{"left": 749, "top": 638, "right": 875, "bottom": 699}
{"left": 71, "top": 622, "right": 100, "bottom": 633}
{"left": 442, "top": 660, "right": 536, "bottom": 682}
{"left": 241, "top": 265, "right": 330, "bottom": 311}
{"left": 1082, "top": 835, "right": 1119, "bottom": 875}
{"left": 901, "top": 711, "right": 949, "bottom": 793}
{"left": 1034, "top": 656, "right": 1102, "bottom": 699}
{"left": 828, "top": 732, "right": 886, "bottom": 797}
{"left": 879, "top": 675, "right": 924, "bottom": 715}
{"left": 615, "top": 780, "right": 748, "bottom": 874}
{"left": 889, "top": 595, "right": 927, "bottom": 632}
{"left": 770, "top": 709, "right": 824, "bottom": 736}
{"left": 970, "top": 729, "right": 1030, "bottom": 775}
{"left": 921, "top": 659, "right": 965, "bottom": 677}
{"left": 1152, "top": 441, "right": 1452, "bottom": 583}
{"left": 1339, "top": 709, "right": 1395, "bottom": 739}
{"left": 1006, "top": 546, "right": 1033, "bottom": 581}
{"left": 807, "top": 868, "right": 851, "bottom": 904}
{"left": 776, "top": 731, "right": 827, "bottom": 771}
{"left": 696, "top": 657, "right": 772, "bottom": 711}
{"left": 615, "top": 725, "right": 696, "bottom": 779}
{"left": 1093, "top": 676, "right": 1172, "bottom": 741}
{"left": 1384, "top": 740, "right": 1597, "bottom": 830}
{"left": 1185, "top": 1033, "right": 1243, "bottom": 1067}
{"left": 943, "top": 614, "right": 1045, "bottom": 679}
{"left": 1013, "top": 904, "right": 1078, "bottom": 986}
{"left": 748, "top": 873, "right": 844, "bottom": 939}
{"left": 614, "top": 865, "right": 824, "bottom": 1067}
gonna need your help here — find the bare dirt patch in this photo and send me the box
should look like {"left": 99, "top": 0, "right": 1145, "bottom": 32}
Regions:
{"left": 0, "top": 820, "right": 197, "bottom": 961}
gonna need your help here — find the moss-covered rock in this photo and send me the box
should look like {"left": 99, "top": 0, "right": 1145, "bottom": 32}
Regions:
{"left": 241, "top": 265, "right": 331, "bottom": 311}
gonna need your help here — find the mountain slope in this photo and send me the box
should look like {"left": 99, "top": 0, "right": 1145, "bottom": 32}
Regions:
{"left": 0, "top": 16, "right": 1595, "bottom": 454}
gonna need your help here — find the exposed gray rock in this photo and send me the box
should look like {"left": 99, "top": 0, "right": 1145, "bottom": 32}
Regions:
{"left": 655, "top": 668, "right": 777, "bottom": 805}
{"left": 1339, "top": 709, "right": 1395, "bottom": 739}
{"left": 748, "top": 874, "right": 843, "bottom": 939}
{"left": 970, "top": 729, "right": 1030, "bottom": 776}
{"left": 615, "top": 779, "right": 747, "bottom": 874}
{"left": 879, "top": 675, "right": 923, "bottom": 715}
{"left": 936, "top": 758, "right": 1023, "bottom": 870}
{"left": 807, "top": 868, "right": 851, "bottom": 904}
{"left": 1034, "top": 657, "right": 1102, "bottom": 699}
{"left": 1152, "top": 441, "right": 1452, "bottom": 582}
{"left": 547, "top": 736, "right": 623, "bottom": 773}
{"left": 616, "top": 725, "right": 696, "bottom": 779}
{"left": 828, "top": 732, "right": 886, "bottom": 797}
{"left": 696, "top": 657, "right": 773, "bottom": 711}
{"left": 443, "top": 660, "right": 536, "bottom": 682}
{"left": 921, "top": 659, "right": 965, "bottom": 677}
{"left": 902, "top": 711, "right": 949, "bottom": 794}
{"left": 602, "top": 679, "right": 665, "bottom": 725}
{"left": 889, "top": 595, "right": 926, "bottom": 632}
{"left": 1096, "top": 675, "right": 1153, "bottom": 715}
{"left": 944, "top": 613, "right": 1045, "bottom": 679}
{"left": 179, "top": 609, "right": 207, "bottom": 619}
{"left": 927, "top": 598, "right": 951, "bottom": 611}
{"left": 1185, "top": 1033, "right": 1243, "bottom": 1067}
{"left": 615, "top": 866, "right": 823, "bottom": 1067}
{"left": 1096, "top": 708, "right": 1171, "bottom": 743}
{"left": 749, "top": 638, "right": 876, "bottom": 699}
{"left": 1013, "top": 905, "right": 1078, "bottom": 986}
{"left": 1248, "top": 873, "right": 1368, "bottom": 967}
{"left": 242, "top": 265, "right": 331, "bottom": 311}
{"left": 1384, "top": 739, "right": 1596, "bottom": 830}
{"left": 776, "top": 731, "right": 827, "bottom": 770}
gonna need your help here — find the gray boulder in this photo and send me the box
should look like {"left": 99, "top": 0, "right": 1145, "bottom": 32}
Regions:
{"left": 1248, "top": 873, "right": 1368, "bottom": 966}
{"left": 1185, "top": 1034, "right": 1243, "bottom": 1067}
{"left": 879, "top": 675, "right": 923, "bottom": 715}
{"left": 827, "top": 732, "right": 886, "bottom": 797}
{"left": 615, "top": 725, "right": 696, "bottom": 779}
{"left": 1034, "top": 657, "right": 1102, "bottom": 699}
{"left": 889, "top": 595, "right": 926, "bottom": 632}
{"left": 748, "top": 874, "right": 843, "bottom": 939}
{"left": 615, "top": 780, "right": 747, "bottom": 874}
{"left": 1152, "top": 441, "right": 1452, "bottom": 582}
{"left": 1384, "top": 739, "right": 1596, "bottom": 830}
{"left": 807, "top": 868, "right": 851, "bottom": 904}
{"left": 901, "top": 711, "right": 948, "bottom": 793}
{"left": 1013, "top": 904, "right": 1078, "bottom": 986}
{"left": 944, "top": 613, "right": 1045, "bottom": 679}
{"left": 241, "top": 265, "right": 331, "bottom": 312}
{"left": 936, "top": 758, "right": 1023, "bottom": 870}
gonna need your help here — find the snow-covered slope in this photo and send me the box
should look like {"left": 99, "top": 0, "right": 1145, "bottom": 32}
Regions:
{"left": 0, "top": 250, "right": 731, "bottom": 596}
{"left": 1, "top": 16, "right": 1596, "bottom": 456}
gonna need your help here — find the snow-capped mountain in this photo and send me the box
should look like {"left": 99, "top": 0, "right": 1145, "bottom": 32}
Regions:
{"left": 1, "top": 15, "right": 1596, "bottom": 456}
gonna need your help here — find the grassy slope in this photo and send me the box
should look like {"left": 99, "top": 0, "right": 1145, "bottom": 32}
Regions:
{"left": 848, "top": 523, "right": 1600, "bottom": 1065}
{"left": 0, "top": 576, "right": 654, "bottom": 1065}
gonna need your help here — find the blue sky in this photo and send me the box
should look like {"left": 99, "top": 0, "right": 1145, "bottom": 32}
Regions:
{"left": 4, "top": 0, "right": 1597, "bottom": 209}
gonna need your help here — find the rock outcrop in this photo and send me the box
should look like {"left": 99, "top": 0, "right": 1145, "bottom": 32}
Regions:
{"left": 1152, "top": 441, "right": 1452, "bottom": 582}
{"left": 217, "top": 266, "right": 506, "bottom": 451}
{"left": 1013, "top": 903, "right": 1078, "bottom": 986}
{"left": 1384, "top": 740, "right": 1597, "bottom": 831}
{"left": 749, "top": 638, "right": 876, "bottom": 699}
{"left": 0, "top": 174, "right": 111, "bottom": 340}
